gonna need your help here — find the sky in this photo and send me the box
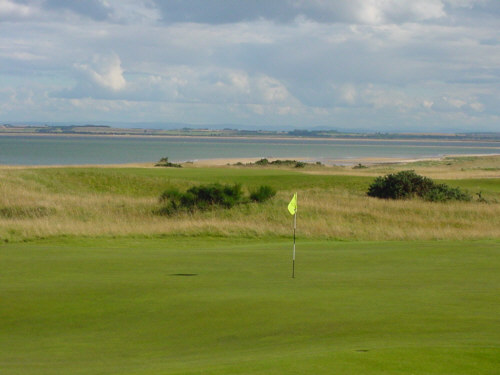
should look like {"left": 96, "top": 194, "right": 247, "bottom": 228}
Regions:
{"left": 1, "top": 0, "right": 499, "bottom": 132}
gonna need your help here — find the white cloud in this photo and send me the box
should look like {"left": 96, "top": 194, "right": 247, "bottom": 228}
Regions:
{"left": 75, "top": 53, "right": 126, "bottom": 91}
{"left": 0, "top": 0, "right": 498, "bottom": 131}
{"left": 0, "top": 0, "right": 34, "bottom": 19}
{"left": 285, "top": 0, "right": 448, "bottom": 25}
{"left": 1, "top": 51, "right": 45, "bottom": 61}
{"left": 444, "top": 97, "right": 467, "bottom": 108}
{"left": 408, "top": 0, "right": 446, "bottom": 20}
{"left": 469, "top": 101, "right": 484, "bottom": 112}
{"left": 423, "top": 100, "right": 434, "bottom": 109}
{"left": 340, "top": 84, "right": 357, "bottom": 105}
{"left": 256, "top": 76, "right": 290, "bottom": 103}
{"left": 355, "top": 1, "right": 386, "bottom": 24}
{"left": 228, "top": 72, "right": 250, "bottom": 92}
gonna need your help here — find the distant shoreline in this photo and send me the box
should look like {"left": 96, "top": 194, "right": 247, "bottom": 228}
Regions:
{"left": 1, "top": 131, "right": 499, "bottom": 144}
{"left": 177, "top": 154, "right": 500, "bottom": 167}
{"left": 2, "top": 154, "right": 499, "bottom": 169}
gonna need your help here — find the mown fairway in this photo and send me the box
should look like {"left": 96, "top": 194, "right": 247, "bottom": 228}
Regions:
{"left": 1, "top": 237, "right": 498, "bottom": 374}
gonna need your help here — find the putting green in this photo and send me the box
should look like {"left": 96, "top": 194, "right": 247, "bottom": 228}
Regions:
{"left": 1, "top": 237, "right": 498, "bottom": 374}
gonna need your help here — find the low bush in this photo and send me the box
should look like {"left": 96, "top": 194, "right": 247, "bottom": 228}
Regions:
{"left": 353, "top": 163, "right": 368, "bottom": 169}
{"left": 367, "top": 170, "right": 471, "bottom": 202}
{"left": 255, "top": 158, "right": 270, "bottom": 166}
{"left": 423, "top": 183, "right": 472, "bottom": 202}
{"left": 249, "top": 185, "right": 276, "bottom": 202}
{"left": 253, "top": 158, "right": 307, "bottom": 168}
{"left": 155, "top": 157, "right": 182, "bottom": 168}
{"left": 158, "top": 183, "right": 275, "bottom": 215}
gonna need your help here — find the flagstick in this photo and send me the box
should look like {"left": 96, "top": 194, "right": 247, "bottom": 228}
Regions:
{"left": 292, "top": 210, "right": 296, "bottom": 278}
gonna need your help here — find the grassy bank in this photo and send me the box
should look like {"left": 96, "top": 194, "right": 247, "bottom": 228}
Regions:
{"left": 1, "top": 157, "right": 499, "bottom": 242}
{"left": 1, "top": 237, "right": 498, "bottom": 374}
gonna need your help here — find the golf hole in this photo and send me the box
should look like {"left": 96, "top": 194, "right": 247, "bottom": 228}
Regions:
{"left": 170, "top": 273, "right": 198, "bottom": 277}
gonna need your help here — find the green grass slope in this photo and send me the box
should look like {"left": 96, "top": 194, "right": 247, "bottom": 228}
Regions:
{"left": 1, "top": 166, "right": 499, "bottom": 241}
{"left": 4, "top": 167, "right": 373, "bottom": 197}
{"left": 1, "top": 237, "right": 498, "bottom": 374}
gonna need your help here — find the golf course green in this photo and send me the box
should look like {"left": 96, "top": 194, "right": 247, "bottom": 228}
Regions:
{"left": 1, "top": 157, "right": 499, "bottom": 373}
{"left": 1, "top": 237, "right": 498, "bottom": 374}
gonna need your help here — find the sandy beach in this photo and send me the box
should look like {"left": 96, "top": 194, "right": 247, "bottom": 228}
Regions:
{"left": 187, "top": 154, "right": 500, "bottom": 167}
{"left": 1, "top": 154, "right": 499, "bottom": 169}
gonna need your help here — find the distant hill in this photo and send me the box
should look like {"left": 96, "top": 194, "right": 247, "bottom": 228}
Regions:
{"left": 1, "top": 124, "right": 499, "bottom": 141}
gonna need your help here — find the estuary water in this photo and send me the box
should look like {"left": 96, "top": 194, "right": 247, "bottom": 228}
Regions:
{"left": 1, "top": 135, "right": 499, "bottom": 166}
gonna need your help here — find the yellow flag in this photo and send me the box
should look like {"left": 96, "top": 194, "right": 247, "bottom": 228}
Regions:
{"left": 288, "top": 193, "right": 297, "bottom": 215}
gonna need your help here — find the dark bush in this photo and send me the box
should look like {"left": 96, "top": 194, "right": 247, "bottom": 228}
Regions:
{"left": 367, "top": 170, "right": 471, "bottom": 202}
{"left": 367, "top": 170, "right": 433, "bottom": 199}
{"left": 249, "top": 185, "right": 276, "bottom": 202}
{"left": 353, "top": 163, "right": 367, "bottom": 169}
{"left": 423, "top": 184, "right": 472, "bottom": 202}
{"left": 157, "top": 188, "right": 183, "bottom": 215}
{"left": 158, "top": 183, "right": 276, "bottom": 215}
{"left": 155, "top": 157, "right": 182, "bottom": 168}
{"left": 159, "top": 187, "right": 182, "bottom": 203}
{"left": 252, "top": 158, "right": 307, "bottom": 168}
{"left": 185, "top": 183, "right": 243, "bottom": 209}
{"left": 180, "top": 191, "right": 197, "bottom": 209}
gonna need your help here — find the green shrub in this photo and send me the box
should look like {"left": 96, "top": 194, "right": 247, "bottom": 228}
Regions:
{"left": 423, "top": 184, "right": 472, "bottom": 202}
{"left": 367, "top": 170, "right": 471, "bottom": 202}
{"left": 186, "top": 183, "right": 243, "bottom": 209}
{"left": 252, "top": 158, "right": 307, "bottom": 168}
{"left": 255, "top": 158, "right": 269, "bottom": 166}
{"left": 158, "top": 183, "right": 276, "bottom": 215}
{"left": 159, "top": 187, "right": 182, "bottom": 203}
{"left": 353, "top": 163, "right": 367, "bottom": 169}
{"left": 368, "top": 170, "right": 433, "bottom": 199}
{"left": 249, "top": 185, "right": 276, "bottom": 202}
{"left": 157, "top": 188, "right": 183, "bottom": 215}
{"left": 155, "top": 157, "right": 182, "bottom": 168}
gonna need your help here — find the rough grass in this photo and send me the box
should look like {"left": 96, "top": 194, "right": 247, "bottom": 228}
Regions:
{"left": 0, "top": 161, "right": 499, "bottom": 242}
{"left": 305, "top": 155, "right": 500, "bottom": 179}
{"left": 1, "top": 237, "right": 498, "bottom": 374}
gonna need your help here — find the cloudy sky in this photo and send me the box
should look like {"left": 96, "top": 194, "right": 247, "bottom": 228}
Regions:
{"left": 1, "top": 0, "right": 499, "bottom": 131}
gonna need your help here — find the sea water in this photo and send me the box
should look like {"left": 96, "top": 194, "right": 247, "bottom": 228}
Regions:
{"left": 0, "top": 135, "right": 499, "bottom": 166}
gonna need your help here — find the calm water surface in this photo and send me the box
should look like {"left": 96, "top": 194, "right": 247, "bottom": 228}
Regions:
{"left": 1, "top": 135, "right": 499, "bottom": 166}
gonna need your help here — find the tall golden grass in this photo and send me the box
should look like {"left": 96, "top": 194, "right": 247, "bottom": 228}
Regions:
{"left": 1, "top": 166, "right": 499, "bottom": 242}
{"left": 305, "top": 155, "right": 500, "bottom": 179}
